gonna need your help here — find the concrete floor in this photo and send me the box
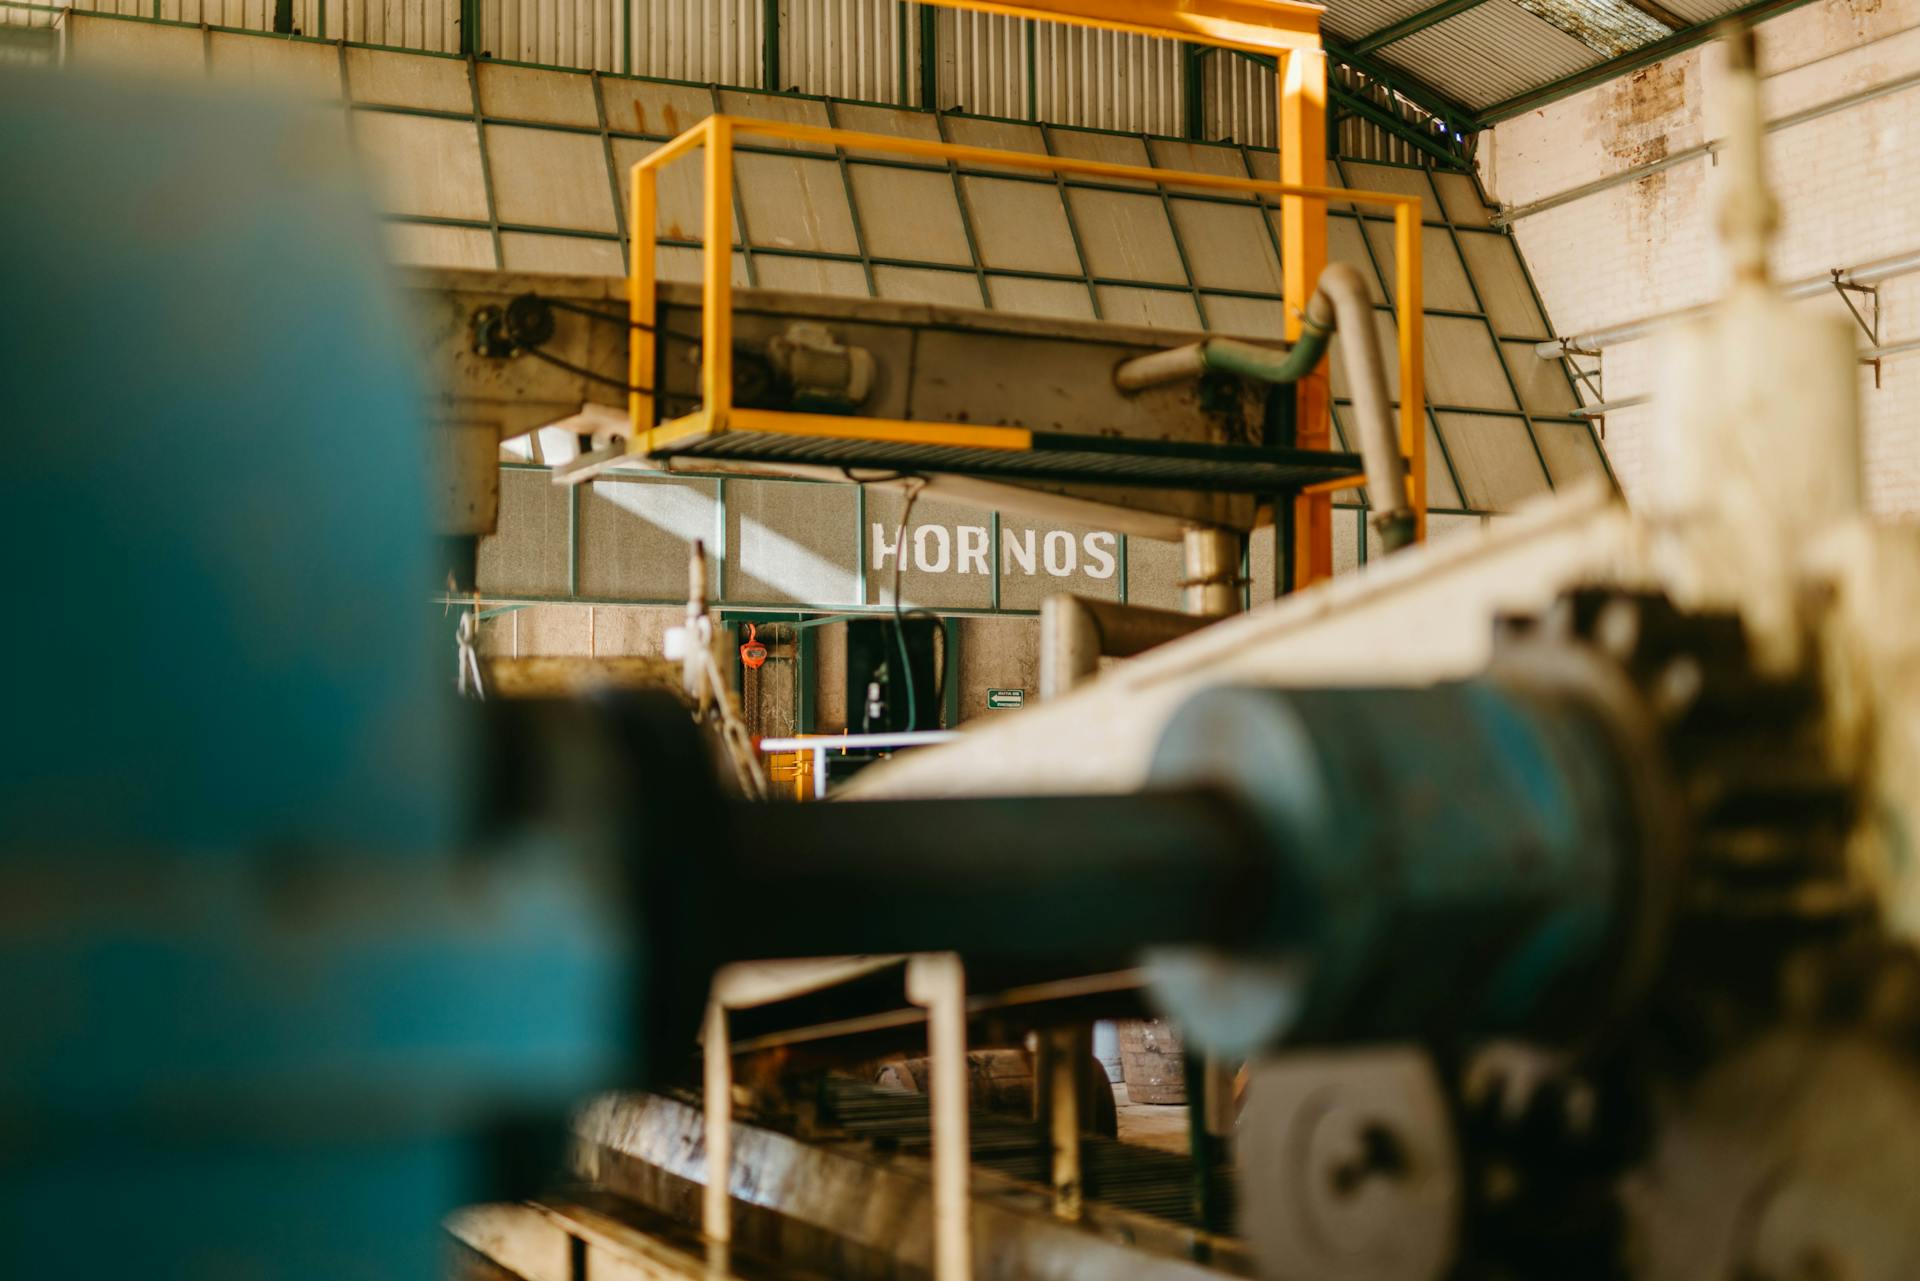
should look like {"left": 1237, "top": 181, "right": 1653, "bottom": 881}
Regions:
{"left": 1112, "top": 1083, "right": 1189, "bottom": 1155}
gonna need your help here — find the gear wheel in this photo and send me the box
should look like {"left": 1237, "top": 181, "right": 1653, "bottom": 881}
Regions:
{"left": 1501, "top": 589, "right": 1868, "bottom": 966}
{"left": 1455, "top": 588, "right": 1882, "bottom": 1279}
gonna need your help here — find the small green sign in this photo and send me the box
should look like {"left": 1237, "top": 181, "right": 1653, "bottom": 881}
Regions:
{"left": 986, "top": 688, "right": 1026, "bottom": 710}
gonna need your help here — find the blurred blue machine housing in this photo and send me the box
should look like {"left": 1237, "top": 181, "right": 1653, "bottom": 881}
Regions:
{"left": 0, "top": 70, "right": 639, "bottom": 1280}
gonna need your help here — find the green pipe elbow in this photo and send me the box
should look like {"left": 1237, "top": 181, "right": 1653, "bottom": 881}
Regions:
{"left": 1199, "top": 317, "right": 1333, "bottom": 385}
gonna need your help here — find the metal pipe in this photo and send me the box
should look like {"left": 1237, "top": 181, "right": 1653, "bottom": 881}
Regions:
{"left": 1719, "top": 26, "right": 1774, "bottom": 287}
{"left": 1113, "top": 329, "right": 1331, "bottom": 392}
{"left": 906, "top": 954, "right": 972, "bottom": 1281}
{"left": 757, "top": 731, "right": 961, "bottom": 752}
{"left": 1536, "top": 247, "right": 1920, "bottom": 357}
{"left": 723, "top": 790, "right": 1272, "bottom": 971}
{"left": 702, "top": 676, "right": 1655, "bottom": 1051}
{"left": 1572, "top": 394, "right": 1652, "bottom": 418}
{"left": 1112, "top": 263, "right": 1412, "bottom": 550}
{"left": 1039, "top": 596, "right": 1213, "bottom": 699}
{"left": 1043, "top": 1025, "right": 1087, "bottom": 1221}
{"left": 1497, "top": 62, "right": 1920, "bottom": 228}
{"left": 1319, "top": 261, "right": 1415, "bottom": 550}
{"left": 702, "top": 1001, "right": 732, "bottom": 1249}
{"left": 1181, "top": 526, "right": 1244, "bottom": 617}
{"left": 1862, "top": 335, "right": 1920, "bottom": 360}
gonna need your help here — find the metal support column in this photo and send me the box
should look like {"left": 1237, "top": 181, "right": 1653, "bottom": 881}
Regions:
{"left": 907, "top": 954, "right": 972, "bottom": 1281}
{"left": 1280, "top": 48, "right": 1331, "bottom": 589}
{"left": 702, "top": 1000, "right": 732, "bottom": 1250}
{"left": 1040, "top": 1025, "right": 1090, "bottom": 1221}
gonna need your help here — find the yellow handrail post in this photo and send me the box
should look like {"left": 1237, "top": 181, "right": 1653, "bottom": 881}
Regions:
{"left": 629, "top": 161, "right": 658, "bottom": 432}
{"left": 1393, "top": 201, "right": 1426, "bottom": 544}
{"left": 1279, "top": 46, "right": 1331, "bottom": 588}
{"left": 702, "top": 116, "right": 734, "bottom": 430}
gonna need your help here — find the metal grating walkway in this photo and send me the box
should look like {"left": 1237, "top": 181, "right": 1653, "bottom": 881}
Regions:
{"left": 657, "top": 431, "right": 1365, "bottom": 495}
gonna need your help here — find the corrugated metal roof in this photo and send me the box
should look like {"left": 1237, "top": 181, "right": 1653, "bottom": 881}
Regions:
{"left": 1373, "top": 0, "right": 1603, "bottom": 111}
{"left": 1321, "top": 0, "right": 1450, "bottom": 44}
{"left": 1329, "top": 0, "right": 1809, "bottom": 124}
{"left": 1511, "top": 0, "right": 1671, "bottom": 57}
{"left": 1656, "top": 0, "right": 1762, "bottom": 25}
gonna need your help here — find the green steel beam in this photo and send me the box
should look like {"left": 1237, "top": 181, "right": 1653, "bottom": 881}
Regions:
{"left": 1319, "top": 37, "right": 1479, "bottom": 134}
{"left": 1183, "top": 43, "right": 1207, "bottom": 139}
{"left": 1328, "top": 84, "right": 1469, "bottom": 168}
{"left": 1231, "top": 41, "right": 1479, "bottom": 147}
{"left": 1471, "top": 0, "right": 1822, "bottom": 124}
{"left": 918, "top": 3, "right": 938, "bottom": 110}
{"left": 1349, "top": 0, "right": 1491, "bottom": 56}
{"left": 1024, "top": 19, "right": 1038, "bottom": 120}
{"left": 1036, "top": 123, "right": 1106, "bottom": 319}
{"left": 458, "top": 0, "right": 479, "bottom": 55}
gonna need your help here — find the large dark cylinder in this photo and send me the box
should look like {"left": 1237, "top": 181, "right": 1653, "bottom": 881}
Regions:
{"left": 1148, "top": 681, "right": 1651, "bottom": 1046}
{"left": 722, "top": 789, "right": 1272, "bottom": 971}
{"left": 669, "top": 675, "right": 1660, "bottom": 1053}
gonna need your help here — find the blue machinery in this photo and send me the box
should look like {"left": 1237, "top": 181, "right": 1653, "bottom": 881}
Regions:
{"left": 0, "top": 72, "right": 643, "bottom": 1278}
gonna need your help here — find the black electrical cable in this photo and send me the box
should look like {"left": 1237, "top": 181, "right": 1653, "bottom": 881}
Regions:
{"left": 519, "top": 344, "right": 654, "bottom": 395}
{"left": 535, "top": 295, "right": 651, "bottom": 326}
{"left": 891, "top": 479, "right": 927, "bottom": 733}
{"left": 520, "top": 292, "right": 704, "bottom": 343}
{"left": 901, "top": 606, "right": 948, "bottom": 721}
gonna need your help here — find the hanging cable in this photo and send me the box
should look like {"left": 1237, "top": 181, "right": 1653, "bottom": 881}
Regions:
{"left": 517, "top": 344, "right": 654, "bottom": 394}
{"left": 901, "top": 606, "right": 948, "bottom": 720}
{"left": 892, "top": 478, "right": 928, "bottom": 733}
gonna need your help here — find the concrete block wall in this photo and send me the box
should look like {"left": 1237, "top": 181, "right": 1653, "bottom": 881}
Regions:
{"left": 1479, "top": 0, "right": 1920, "bottom": 512}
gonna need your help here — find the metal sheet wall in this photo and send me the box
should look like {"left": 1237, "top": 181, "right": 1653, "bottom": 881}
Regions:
{"left": 622, "top": 0, "right": 758, "bottom": 84}
{"left": 331, "top": 0, "right": 458, "bottom": 51}
{"left": 1198, "top": 46, "right": 1275, "bottom": 147}
{"left": 483, "top": 0, "right": 621, "bottom": 69}
{"left": 781, "top": 0, "right": 908, "bottom": 102}
{"left": 935, "top": 5, "right": 1024, "bottom": 119}
{"left": 486, "top": 0, "right": 762, "bottom": 80}
{"left": 15, "top": 0, "right": 1461, "bottom": 158}
{"left": 1197, "top": 48, "right": 1441, "bottom": 163}
{"left": 1032, "top": 21, "right": 1181, "bottom": 134}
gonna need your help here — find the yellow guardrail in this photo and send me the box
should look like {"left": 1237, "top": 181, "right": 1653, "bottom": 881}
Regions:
{"left": 626, "top": 114, "right": 1427, "bottom": 540}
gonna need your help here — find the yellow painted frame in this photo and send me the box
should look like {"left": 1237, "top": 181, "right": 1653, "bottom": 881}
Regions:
{"left": 919, "top": 0, "right": 1343, "bottom": 576}
{"left": 921, "top": 0, "right": 1325, "bottom": 56}
{"left": 626, "top": 114, "right": 1427, "bottom": 543}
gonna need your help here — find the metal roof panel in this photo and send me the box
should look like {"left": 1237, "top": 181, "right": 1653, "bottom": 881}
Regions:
{"left": 1510, "top": 0, "right": 1672, "bottom": 56}
{"left": 1650, "top": 0, "right": 1757, "bottom": 23}
{"left": 1321, "top": 0, "right": 1457, "bottom": 44}
{"left": 1373, "top": 0, "right": 1603, "bottom": 109}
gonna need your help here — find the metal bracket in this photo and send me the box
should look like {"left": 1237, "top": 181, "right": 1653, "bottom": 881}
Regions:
{"left": 1832, "top": 270, "right": 1882, "bottom": 389}
{"left": 1555, "top": 341, "right": 1606, "bottom": 435}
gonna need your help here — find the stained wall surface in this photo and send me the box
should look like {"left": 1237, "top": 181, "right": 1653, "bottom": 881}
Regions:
{"left": 1481, "top": 0, "right": 1920, "bottom": 512}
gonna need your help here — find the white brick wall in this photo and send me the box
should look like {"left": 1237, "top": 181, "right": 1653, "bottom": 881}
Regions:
{"left": 1480, "top": 0, "right": 1920, "bottom": 513}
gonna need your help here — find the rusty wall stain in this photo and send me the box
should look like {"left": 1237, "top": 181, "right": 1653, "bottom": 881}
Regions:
{"left": 1598, "top": 57, "right": 1691, "bottom": 238}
